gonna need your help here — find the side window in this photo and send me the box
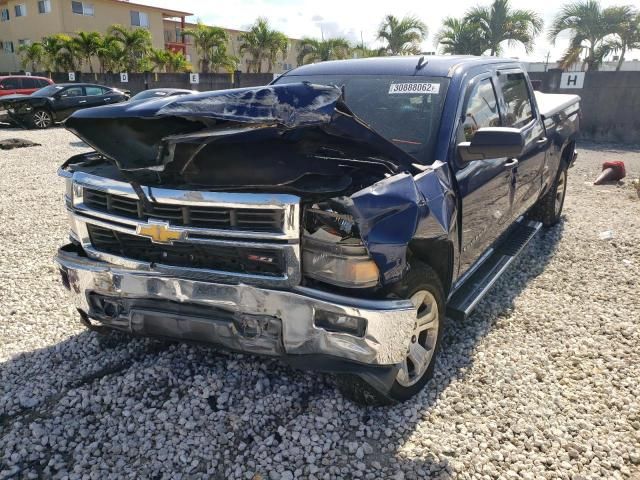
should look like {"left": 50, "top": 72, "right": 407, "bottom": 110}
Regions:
{"left": 22, "top": 78, "right": 39, "bottom": 89}
{"left": 498, "top": 72, "right": 534, "bottom": 128}
{"left": 37, "top": 79, "right": 51, "bottom": 87}
{"left": 459, "top": 77, "right": 501, "bottom": 142}
{"left": 62, "top": 87, "right": 83, "bottom": 97}
{"left": 85, "top": 86, "right": 104, "bottom": 96}
{"left": 1, "top": 77, "right": 22, "bottom": 89}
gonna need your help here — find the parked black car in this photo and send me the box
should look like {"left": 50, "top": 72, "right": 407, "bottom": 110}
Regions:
{"left": 0, "top": 83, "right": 129, "bottom": 129}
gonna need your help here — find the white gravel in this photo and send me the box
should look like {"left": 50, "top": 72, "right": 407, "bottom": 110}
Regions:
{"left": 1, "top": 126, "right": 639, "bottom": 480}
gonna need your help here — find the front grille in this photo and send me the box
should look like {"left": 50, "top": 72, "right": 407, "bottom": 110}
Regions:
{"left": 87, "top": 224, "right": 285, "bottom": 277}
{"left": 83, "top": 188, "right": 284, "bottom": 232}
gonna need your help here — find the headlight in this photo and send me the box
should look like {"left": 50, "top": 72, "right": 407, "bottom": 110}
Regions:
{"left": 302, "top": 203, "right": 379, "bottom": 288}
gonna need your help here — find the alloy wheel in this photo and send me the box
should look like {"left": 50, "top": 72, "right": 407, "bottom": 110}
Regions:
{"left": 395, "top": 290, "right": 440, "bottom": 387}
{"left": 33, "top": 111, "right": 51, "bottom": 128}
{"left": 555, "top": 169, "right": 567, "bottom": 216}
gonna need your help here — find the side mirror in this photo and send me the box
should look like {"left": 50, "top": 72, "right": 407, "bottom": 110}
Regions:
{"left": 0, "top": 84, "right": 5, "bottom": 89}
{"left": 457, "top": 127, "right": 525, "bottom": 163}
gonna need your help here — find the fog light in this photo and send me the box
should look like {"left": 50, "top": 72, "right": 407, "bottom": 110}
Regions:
{"left": 314, "top": 310, "right": 367, "bottom": 337}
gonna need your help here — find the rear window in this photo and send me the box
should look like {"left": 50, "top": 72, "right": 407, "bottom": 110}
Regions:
{"left": 274, "top": 74, "right": 449, "bottom": 163}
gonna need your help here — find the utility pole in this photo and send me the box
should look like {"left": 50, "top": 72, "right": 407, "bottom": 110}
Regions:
{"left": 544, "top": 51, "right": 550, "bottom": 72}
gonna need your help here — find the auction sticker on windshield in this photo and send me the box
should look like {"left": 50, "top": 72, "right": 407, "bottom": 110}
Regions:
{"left": 388, "top": 83, "right": 440, "bottom": 94}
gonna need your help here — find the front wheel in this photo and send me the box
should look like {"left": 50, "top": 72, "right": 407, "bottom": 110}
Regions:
{"left": 337, "top": 262, "right": 445, "bottom": 405}
{"left": 31, "top": 109, "right": 53, "bottom": 129}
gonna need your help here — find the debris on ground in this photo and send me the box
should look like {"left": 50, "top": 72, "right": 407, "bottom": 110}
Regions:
{"left": 599, "top": 230, "right": 615, "bottom": 240}
{"left": 594, "top": 160, "right": 626, "bottom": 184}
{"left": 0, "top": 138, "right": 42, "bottom": 150}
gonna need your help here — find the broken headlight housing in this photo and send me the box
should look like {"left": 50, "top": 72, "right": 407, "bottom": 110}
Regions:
{"left": 302, "top": 202, "right": 379, "bottom": 288}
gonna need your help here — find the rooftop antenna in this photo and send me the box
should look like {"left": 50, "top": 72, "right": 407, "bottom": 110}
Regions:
{"left": 416, "top": 55, "right": 427, "bottom": 70}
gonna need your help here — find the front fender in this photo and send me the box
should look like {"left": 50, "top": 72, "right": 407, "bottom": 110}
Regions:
{"left": 345, "top": 161, "right": 458, "bottom": 286}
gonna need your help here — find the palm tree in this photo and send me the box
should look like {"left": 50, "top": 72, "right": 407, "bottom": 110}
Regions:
{"left": 183, "top": 23, "right": 233, "bottom": 73}
{"left": 107, "top": 24, "right": 152, "bottom": 72}
{"left": 209, "top": 45, "right": 238, "bottom": 73}
{"left": 148, "top": 48, "right": 170, "bottom": 72}
{"left": 72, "top": 31, "right": 102, "bottom": 73}
{"left": 610, "top": 6, "right": 640, "bottom": 71}
{"left": 239, "top": 18, "right": 289, "bottom": 73}
{"left": 377, "top": 15, "right": 427, "bottom": 55}
{"left": 297, "top": 37, "right": 351, "bottom": 64}
{"left": 96, "top": 35, "right": 125, "bottom": 73}
{"left": 165, "top": 50, "right": 191, "bottom": 73}
{"left": 436, "top": 17, "right": 489, "bottom": 55}
{"left": 549, "top": 0, "right": 631, "bottom": 71}
{"left": 466, "top": 0, "right": 543, "bottom": 56}
{"left": 40, "top": 34, "right": 78, "bottom": 72}
{"left": 17, "top": 42, "right": 45, "bottom": 72}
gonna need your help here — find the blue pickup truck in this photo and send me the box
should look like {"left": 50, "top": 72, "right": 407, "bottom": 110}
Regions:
{"left": 56, "top": 56, "right": 580, "bottom": 404}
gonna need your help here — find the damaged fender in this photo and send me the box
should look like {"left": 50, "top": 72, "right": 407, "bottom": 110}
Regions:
{"left": 344, "top": 161, "right": 457, "bottom": 285}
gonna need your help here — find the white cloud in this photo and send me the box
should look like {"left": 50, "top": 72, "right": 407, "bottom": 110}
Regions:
{"left": 139, "top": 0, "right": 639, "bottom": 62}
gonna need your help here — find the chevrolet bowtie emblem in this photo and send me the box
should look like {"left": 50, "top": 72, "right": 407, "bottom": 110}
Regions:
{"left": 136, "top": 221, "right": 184, "bottom": 244}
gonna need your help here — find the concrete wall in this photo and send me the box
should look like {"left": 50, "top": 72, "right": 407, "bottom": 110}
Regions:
{"left": 0, "top": 71, "right": 275, "bottom": 94}
{"left": 529, "top": 70, "right": 640, "bottom": 144}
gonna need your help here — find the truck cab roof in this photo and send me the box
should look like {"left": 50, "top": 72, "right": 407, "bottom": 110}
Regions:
{"left": 284, "top": 55, "right": 521, "bottom": 78}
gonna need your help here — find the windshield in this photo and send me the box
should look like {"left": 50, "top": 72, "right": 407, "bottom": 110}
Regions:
{"left": 274, "top": 74, "right": 449, "bottom": 162}
{"left": 32, "top": 85, "right": 64, "bottom": 97}
{"left": 130, "top": 90, "right": 171, "bottom": 101}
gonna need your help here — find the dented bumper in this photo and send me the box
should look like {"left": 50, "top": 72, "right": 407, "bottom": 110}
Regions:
{"left": 56, "top": 243, "right": 416, "bottom": 368}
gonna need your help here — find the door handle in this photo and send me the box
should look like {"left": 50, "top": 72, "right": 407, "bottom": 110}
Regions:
{"left": 78, "top": 100, "right": 87, "bottom": 104}
{"left": 504, "top": 158, "right": 519, "bottom": 168}
{"left": 536, "top": 136, "right": 548, "bottom": 144}
{"left": 104, "top": 97, "right": 111, "bottom": 101}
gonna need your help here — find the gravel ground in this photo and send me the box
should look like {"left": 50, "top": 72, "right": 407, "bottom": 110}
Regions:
{"left": 0, "top": 126, "right": 639, "bottom": 480}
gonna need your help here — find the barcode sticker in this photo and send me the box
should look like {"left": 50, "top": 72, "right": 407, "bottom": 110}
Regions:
{"left": 388, "top": 83, "right": 440, "bottom": 94}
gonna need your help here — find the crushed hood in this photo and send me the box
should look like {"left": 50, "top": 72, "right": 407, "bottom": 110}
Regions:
{"left": 64, "top": 83, "right": 418, "bottom": 194}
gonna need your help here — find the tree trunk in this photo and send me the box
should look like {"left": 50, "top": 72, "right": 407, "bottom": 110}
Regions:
{"left": 616, "top": 46, "right": 626, "bottom": 71}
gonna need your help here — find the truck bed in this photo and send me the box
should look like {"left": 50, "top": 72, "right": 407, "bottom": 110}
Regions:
{"left": 534, "top": 91, "right": 580, "bottom": 118}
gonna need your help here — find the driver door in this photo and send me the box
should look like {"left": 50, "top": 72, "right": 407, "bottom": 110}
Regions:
{"left": 454, "top": 73, "right": 516, "bottom": 277}
{"left": 54, "top": 86, "right": 85, "bottom": 119}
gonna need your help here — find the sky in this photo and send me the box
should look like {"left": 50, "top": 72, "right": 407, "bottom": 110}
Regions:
{"left": 136, "top": 0, "right": 640, "bottom": 63}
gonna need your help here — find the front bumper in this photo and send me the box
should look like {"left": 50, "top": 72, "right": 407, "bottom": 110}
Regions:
{"left": 56, "top": 244, "right": 416, "bottom": 368}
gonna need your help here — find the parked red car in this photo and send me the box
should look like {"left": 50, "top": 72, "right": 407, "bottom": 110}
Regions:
{"left": 0, "top": 76, "right": 53, "bottom": 96}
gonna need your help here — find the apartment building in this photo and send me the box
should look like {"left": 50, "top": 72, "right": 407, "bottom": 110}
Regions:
{"left": 0, "top": 0, "right": 191, "bottom": 72}
{"left": 163, "top": 19, "right": 301, "bottom": 74}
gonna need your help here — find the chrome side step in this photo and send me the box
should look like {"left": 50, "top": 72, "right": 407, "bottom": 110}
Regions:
{"left": 446, "top": 219, "right": 543, "bottom": 321}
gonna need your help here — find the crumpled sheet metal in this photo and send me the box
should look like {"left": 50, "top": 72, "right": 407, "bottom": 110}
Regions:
{"left": 64, "top": 82, "right": 416, "bottom": 175}
{"left": 157, "top": 82, "right": 341, "bottom": 128}
{"left": 346, "top": 161, "right": 457, "bottom": 285}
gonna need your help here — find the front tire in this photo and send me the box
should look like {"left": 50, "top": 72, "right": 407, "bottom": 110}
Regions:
{"left": 31, "top": 109, "right": 53, "bottom": 129}
{"left": 337, "top": 261, "right": 445, "bottom": 405}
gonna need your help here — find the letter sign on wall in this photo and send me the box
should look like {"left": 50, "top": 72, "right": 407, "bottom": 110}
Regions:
{"left": 68, "top": 72, "right": 76, "bottom": 81}
{"left": 120, "top": 72, "right": 129, "bottom": 83}
{"left": 190, "top": 73, "right": 199, "bottom": 84}
{"left": 560, "top": 72, "right": 585, "bottom": 89}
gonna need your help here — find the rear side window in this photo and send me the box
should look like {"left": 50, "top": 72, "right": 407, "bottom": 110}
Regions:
{"left": 1, "top": 77, "right": 22, "bottom": 89}
{"left": 37, "top": 78, "right": 51, "bottom": 87}
{"left": 499, "top": 72, "right": 534, "bottom": 128}
{"left": 22, "top": 78, "right": 39, "bottom": 89}
{"left": 459, "top": 77, "right": 501, "bottom": 142}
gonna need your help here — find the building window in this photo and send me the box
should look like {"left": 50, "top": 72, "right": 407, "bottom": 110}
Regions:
{"left": 72, "top": 1, "right": 93, "bottom": 16}
{"left": 1, "top": 8, "right": 9, "bottom": 21}
{"left": 130, "top": 11, "right": 149, "bottom": 28}
{"left": 14, "top": 4, "right": 27, "bottom": 17}
{"left": 38, "top": 0, "right": 51, "bottom": 14}
{"left": 3, "top": 41, "right": 14, "bottom": 54}
{"left": 18, "top": 39, "right": 32, "bottom": 47}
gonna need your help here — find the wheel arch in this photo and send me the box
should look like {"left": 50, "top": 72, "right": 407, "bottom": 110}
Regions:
{"left": 407, "top": 238, "right": 455, "bottom": 296}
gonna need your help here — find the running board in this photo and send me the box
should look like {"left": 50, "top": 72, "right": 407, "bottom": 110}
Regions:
{"left": 446, "top": 219, "right": 543, "bottom": 321}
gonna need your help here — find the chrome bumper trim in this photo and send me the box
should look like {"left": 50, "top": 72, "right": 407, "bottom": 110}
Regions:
{"left": 57, "top": 245, "right": 415, "bottom": 366}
